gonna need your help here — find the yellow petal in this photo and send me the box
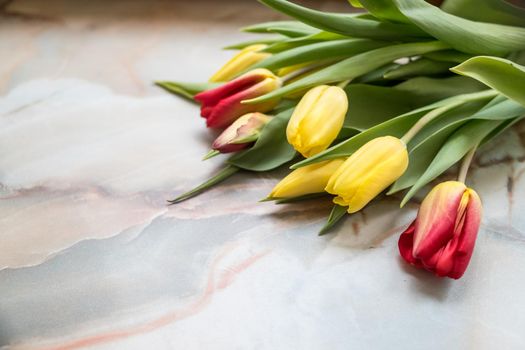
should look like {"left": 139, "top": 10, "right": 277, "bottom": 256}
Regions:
{"left": 325, "top": 136, "right": 408, "bottom": 213}
{"left": 269, "top": 159, "right": 345, "bottom": 199}
{"left": 286, "top": 85, "right": 348, "bottom": 158}
{"left": 210, "top": 44, "right": 270, "bottom": 83}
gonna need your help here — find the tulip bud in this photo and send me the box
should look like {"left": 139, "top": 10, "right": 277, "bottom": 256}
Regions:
{"left": 325, "top": 136, "right": 408, "bottom": 213}
{"left": 210, "top": 44, "right": 270, "bottom": 83}
{"left": 211, "top": 112, "right": 272, "bottom": 153}
{"left": 398, "top": 181, "right": 482, "bottom": 279}
{"left": 286, "top": 85, "right": 348, "bottom": 158}
{"left": 269, "top": 159, "right": 345, "bottom": 199}
{"left": 194, "top": 68, "right": 281, "bottom": 129}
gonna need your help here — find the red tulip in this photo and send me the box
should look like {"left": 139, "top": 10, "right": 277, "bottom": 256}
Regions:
{"left": 212, "top": 112, "right": 271, "bottom": 153}
{"left": 194, "top": 68, "right": 281, "bottom": 129}
{"left": 398, "top": 181, "right": 482, "bottom": 279}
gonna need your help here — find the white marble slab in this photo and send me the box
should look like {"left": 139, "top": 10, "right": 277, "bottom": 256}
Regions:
{"left": 1, "top": 1, "right": 525, "bottom": 350}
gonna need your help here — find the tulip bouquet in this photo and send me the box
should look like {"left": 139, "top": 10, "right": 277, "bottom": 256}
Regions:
{"left": 158, "top": 0, "right": 525, "bottom": 279}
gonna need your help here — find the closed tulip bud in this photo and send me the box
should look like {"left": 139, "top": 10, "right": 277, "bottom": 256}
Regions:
{"left": 287, "top": 85, "right": 348, "bottom": 158}
{"left": 210, "top": 44, "right": 270, "bottom": 83}
{"left": 194, "top": 68, "right": 281, "bottom": 129}
{"left": 325, "top": 136, "right": 408, "bottom": 213}
{"left": 269, "top": 159, "right": 345, "bottom": 199}
{"left": 398, "top": 181, "right": 482, "bottom": 279}
{"left": 211, "top": 112, "right": 271, "bottom": 153}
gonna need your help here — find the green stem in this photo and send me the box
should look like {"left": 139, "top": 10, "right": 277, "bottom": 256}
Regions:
{"left": 280, "top": 61, "right": 328, "bottom": 83}
{"left": 401, "top": 90, "right": 498, "bottom": 144}
{"left": 168, "top": 165, "right": 239, "bottom": 204}
{"left": 458, "top": 144, "right": 478, "bottom": 183}
{"left": 336, "top": 79, "right": 351, "bottom": 89}
{"left": 202, "top": 150, "right": 221, "bottom": 161}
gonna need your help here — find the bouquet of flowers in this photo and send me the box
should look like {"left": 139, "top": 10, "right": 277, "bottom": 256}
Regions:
{"left": 157, "top": 0, "right": 525, "bottom": 279}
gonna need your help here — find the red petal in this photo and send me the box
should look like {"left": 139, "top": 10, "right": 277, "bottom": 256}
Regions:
{"left": 398, "top": 221, "right": 424, "bottom": 268}
{"left": 194, "top": 74, "right": 260, "bottom": 107}
{"left": 205, "top": 82, "right": 273, "bottom": 128}
{"left": 213, "top": 142, "right": 250, "bottom": 153}
{"left": 448, "top": 190, "right": 482, "bottom": 279}
{"left": 413, "top": 182, "right": 466, "bottom": 260}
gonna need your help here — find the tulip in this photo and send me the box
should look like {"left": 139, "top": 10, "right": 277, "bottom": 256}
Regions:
{"left": 268, "top": 159, "right": 345, "bottom": 199}
{"left": 286, "top": 85, "right": 348, "bottom": 158}
{"left": 209, "top": 44, "right": 270, "bottom": 83}
{"left": 398, "top": 181, "right": 482, "bottom": 279}
{"left": 211, "top": 112, "right": 271, "bottom": 153}
{"left": 194, "top": 68, "right": 281, "bottom": 129}
{"left": 325, "top": 136, "right": 408, "bottom": 213}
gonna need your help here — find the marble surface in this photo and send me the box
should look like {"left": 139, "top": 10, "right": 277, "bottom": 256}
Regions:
{"left": 1, "top": 1, "right": 525, "bottom": 349}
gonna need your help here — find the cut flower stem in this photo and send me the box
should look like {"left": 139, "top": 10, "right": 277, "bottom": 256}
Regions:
{"left": 401, "top": 90, "right": 498, "bottom": 144}
{"left": 458, "top": 144, "right": 478, "bottom": 183}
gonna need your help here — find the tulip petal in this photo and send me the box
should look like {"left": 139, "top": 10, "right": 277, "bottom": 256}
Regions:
{"left": 287, "top": 85, "right": 348, "bottom": 158}
{"left": 287, "top": 85, "right": 328, "bottom": 150}
{"left": 195, "top": 69, "right": 281, "bottom": 129}
{"left": 412, "top": 181, "right": 466, "bottom": 259}
{"left": 448, "top": 189, "right": 482, "bottom": 278}
{"left": 398, "top": 182, "right": 482, "bottom": 279}
{"left": 210, "top": 44, "right": 270, "bottom": 83}
{"left": 325, "top": 136, "right": 408, "bottom": 213}
{"left": 195, "top": 74, "right": 259, "bottom": 107}
{"left": 398, "top": 221, "right": 425, "bottom": 268}
{"left": 269, "top": 159, "right": 344, "bottom": 199}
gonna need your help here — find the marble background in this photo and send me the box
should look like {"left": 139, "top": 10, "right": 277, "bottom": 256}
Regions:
{"left": 1, "top": 1, "right": 525, "bottom": 349}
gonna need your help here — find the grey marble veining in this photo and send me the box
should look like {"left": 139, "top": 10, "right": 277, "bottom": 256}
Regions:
{"left": 1, "top": 1, "right": 525, "bottom": 350}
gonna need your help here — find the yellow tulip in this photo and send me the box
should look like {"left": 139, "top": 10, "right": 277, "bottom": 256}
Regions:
{"left": 325, "top": 136, "right": 409, "bottom": 213}
{"left": 209, "top": 44, "right": 270, "bottom": 83}
{"left": 269, "top": 159, "right": 345, "bottom": 199}
{"left": 286, "top": 85, "right": 348, "bottom": 158}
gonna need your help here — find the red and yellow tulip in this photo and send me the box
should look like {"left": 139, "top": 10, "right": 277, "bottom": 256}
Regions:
{"left": 194, "top": 68, "right": 281, "bottom": 129}
{"left": 398, "top": 181, "right": 482, "bottom": 279}
{"left": 211, "top": 112, "right": 271, "bottom": 153}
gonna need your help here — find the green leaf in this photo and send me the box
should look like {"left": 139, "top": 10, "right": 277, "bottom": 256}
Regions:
{"left": 391, "top": 94, "right": 524, "bottom": 194}
{"left": 342, "top": 84, "right": 429, "bottom": 130}
{"left": 247, "top": 41, "right": 449, "bottom": 103}
{"left": 451, "top": 56, "right": 525, "bottom": 107}
{"left": 400, "top": 119, "right": 504, "bottom": 206}
{"left": 481, "top": 115, "right": 525, "bottom": 146}
{"left": 155, "top": 81, "right": 220, "bottom": 101}
{"left": 229, "top": 108, "right": 297, "bottom": 171}
{"left": 392, "top": 0, "right": 525, "bottom": 55}
{"left": 389, "top": 123, "right": 460, "bottom": 195}
{"left": 292, "top": 109, "right": 424, "bottom": 168}
{"left": 292, "top": 90, "right": 497, "bottom": 169}
{"left": 352, "top": 63, "right": 399, "bottom": 84}
{"left": 253, "top": 39, "right": 388, "bottom": 72}
{"left": 262, "top": 32, "right": 347, "bottom": 54}
{"left": 258, "top": 0, "right": 428, "bottom": 40}
{"left": 168, "top": 165, "right": 239, "bottom": 204}
{"left": 355, "top": 0, "right": 409, "bottom": 23}
{"left": 441, "top": 0, "right": 525, "bottom": 27}
{"left": 319, "top": 205, "right": 347, "bottom": 236}
{"left": 424, "top": 50, "right": 473, "bottom": 63}
{"left": 242, "top": 20, "right": 318, "bottom": 37}
{"left": 348, "top": 0, "right": 363, "bottom": 8}
{"left": 223, "top": 37, "right": 284, "bottom": 50}
{"left": 383, "top": 58, "right": 453, "bottom": 80}
{"left": 389, "top": 101, "right": 488, "bottom": 194}
{"left": 394, "top": 76, "right": 486, "bottom": 103}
